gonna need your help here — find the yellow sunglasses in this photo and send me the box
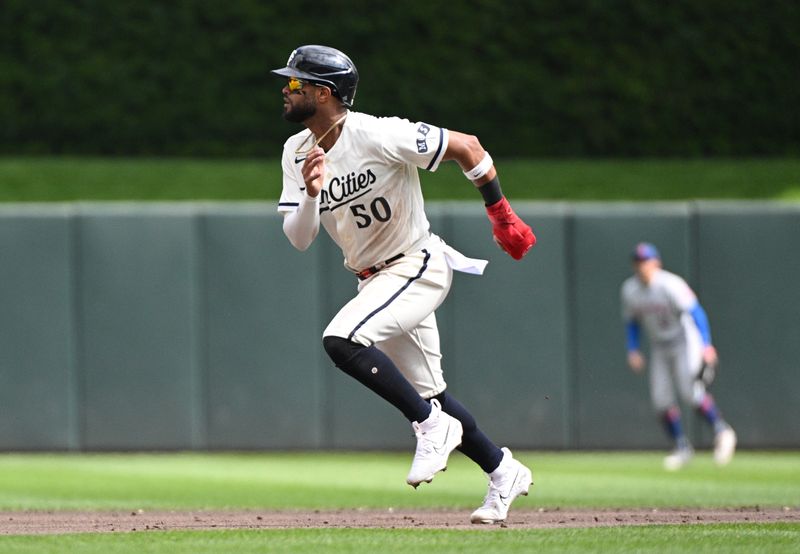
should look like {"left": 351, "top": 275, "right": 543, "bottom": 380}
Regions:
{"left": 287, "top": 77, "right": 330, "bottom": 93}
{"left": 287, "top": 77, "right": 307, "bottom": 92}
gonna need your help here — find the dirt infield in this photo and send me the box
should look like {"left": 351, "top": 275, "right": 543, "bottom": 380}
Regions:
{"left": 1, "top": 507, "right": 797, "bottom": 534}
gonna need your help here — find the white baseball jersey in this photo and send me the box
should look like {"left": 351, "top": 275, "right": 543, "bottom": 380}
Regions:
{"left": 278, "top": 111, "right": 449, "bottom": 272}
{"left": 621, "top": 269, "right": 701, "bottom": 346}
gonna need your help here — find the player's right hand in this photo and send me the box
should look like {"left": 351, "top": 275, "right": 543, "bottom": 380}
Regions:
{"left": 302, "top": 147, "right": 325, "bottom": 198}
{"left": 628, "top": 351, "right": 645, "bottom": 373}
{"left": 485, "top": 197, "right": 536, "bottom": 260}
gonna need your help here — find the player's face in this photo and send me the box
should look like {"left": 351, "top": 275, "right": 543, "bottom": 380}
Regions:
{"left": 633, "top": 258, "right": 660, "bottom": 284}
{"left": 282, "top": 78, "right": 319, "bottom": 123}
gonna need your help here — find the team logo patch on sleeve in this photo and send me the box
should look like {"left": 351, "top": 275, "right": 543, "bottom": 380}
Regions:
{"left": 416, "top": 123, "right": 432, "bottom": 153}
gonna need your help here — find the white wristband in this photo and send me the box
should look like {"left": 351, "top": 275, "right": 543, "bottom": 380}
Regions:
{"left": 462, "top": 152, "right": 493, "bottom": 181}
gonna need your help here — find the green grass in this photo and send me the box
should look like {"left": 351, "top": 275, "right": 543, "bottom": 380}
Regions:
{"left": 0, "top": 451, "right": 797, "bottom": 553}
{"left": 1, "top": 524, "right": 797, "bottom": 554}
{"left": 0, "top": 451, "right": 797, "bottom": 511}
{"left": 1, "top": 157, "right": 799, "bottom": 202}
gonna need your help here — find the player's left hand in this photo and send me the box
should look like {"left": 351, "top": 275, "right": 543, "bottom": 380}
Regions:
{"left": 702, "top": 344, "right": 718, "bottom": 367}
{"left": 485, "top": 197, "right": 536, "bottom": 260}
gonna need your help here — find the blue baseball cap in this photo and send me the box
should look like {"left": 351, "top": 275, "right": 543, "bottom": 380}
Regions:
{"left": 631, "top": 242, "right": 660, "bottom": 262}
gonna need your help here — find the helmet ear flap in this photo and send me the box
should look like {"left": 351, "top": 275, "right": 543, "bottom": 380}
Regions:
{"left": 272, "top": 45, "right": 359, "bottom": 108}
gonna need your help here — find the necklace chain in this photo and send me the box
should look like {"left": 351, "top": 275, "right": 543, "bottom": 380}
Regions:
{"left": 294, "top": 113, "right": 348, "bottom": 155}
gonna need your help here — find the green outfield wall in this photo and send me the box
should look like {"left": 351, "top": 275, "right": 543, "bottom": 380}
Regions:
{"left": 0, "top": 202, "right": 797, "bottom": 451}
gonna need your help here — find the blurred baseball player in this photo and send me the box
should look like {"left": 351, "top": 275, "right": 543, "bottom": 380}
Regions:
{"left": 621, "top": 243, "right": 737, "bottom": 470}
{"left": 272, "top": 45, "right": 536, "bottom": 523}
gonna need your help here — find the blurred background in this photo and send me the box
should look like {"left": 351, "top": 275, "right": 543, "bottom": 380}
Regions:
{"left": 3, "top": 0, "right": 799, "bottom": 158}
{"left": 0, "top": 1, "right": 798, "bottom": 453}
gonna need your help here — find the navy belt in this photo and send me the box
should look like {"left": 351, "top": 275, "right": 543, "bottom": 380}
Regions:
{"left": 355, "top": 253, "right": 405, "bottom": 280}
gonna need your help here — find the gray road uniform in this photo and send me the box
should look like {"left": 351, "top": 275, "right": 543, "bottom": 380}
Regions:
{"left": 621, "top": 268, "right": 706, "bottom": 411}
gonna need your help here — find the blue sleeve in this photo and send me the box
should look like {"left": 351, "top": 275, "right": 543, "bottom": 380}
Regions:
{"left": 689, "top": 302, "right": 712, "bottom": 346}
{"left": 625, "top": 320, "right": 641, "bottom": 352}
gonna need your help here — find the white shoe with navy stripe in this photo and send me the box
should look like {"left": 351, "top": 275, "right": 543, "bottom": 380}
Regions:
{"left": 471, "top": 448, "right": 533, "bottom": 524}
{"left": 406, "top": 399, "right": 463, "bottom": 488}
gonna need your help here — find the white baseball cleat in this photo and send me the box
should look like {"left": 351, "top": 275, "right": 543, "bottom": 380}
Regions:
{"left": 470, "top": 448, "right": 533, "bottom": 524}
{"left": 663, "top": 446, "right": 694, "bottom": 471}
{"left": 406, "top": 399, "right": 463, "bottom": 488}
{"left": 714, "top": 427, "right": 737, "bottom": 466}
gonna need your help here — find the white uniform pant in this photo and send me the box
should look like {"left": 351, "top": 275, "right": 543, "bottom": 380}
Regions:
{"left": 649, "top": 337, "right": 705, "bottom": 412}
{"left": 323, "top": 244, "right": 453, "bottom": 399}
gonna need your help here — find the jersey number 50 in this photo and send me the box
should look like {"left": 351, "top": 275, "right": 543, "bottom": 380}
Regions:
{"left": 350, "top": 196, "right": 392, "bottom": 229}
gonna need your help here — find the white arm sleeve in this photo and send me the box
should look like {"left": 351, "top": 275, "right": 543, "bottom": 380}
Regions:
{"left": 282, "top": 192, "right": 320, "bottom": 251}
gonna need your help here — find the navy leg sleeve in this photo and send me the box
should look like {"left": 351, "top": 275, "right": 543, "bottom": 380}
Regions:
{"left": 323, "top": 336, "right": 431, "bottom": 423}
{"left": 432, "top": 391, "right": 503, "bottom": 473}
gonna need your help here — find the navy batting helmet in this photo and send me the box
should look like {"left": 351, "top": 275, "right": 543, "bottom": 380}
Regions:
{"left": 271, "top": 45, "right": 358, "bottom": 108}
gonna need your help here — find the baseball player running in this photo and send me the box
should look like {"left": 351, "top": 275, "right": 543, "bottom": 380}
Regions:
{"left": 272, "top": 45, "right": 536, "bottom": 523}
{"left": 621, "top": 243, "right": 737, "bottom": 470}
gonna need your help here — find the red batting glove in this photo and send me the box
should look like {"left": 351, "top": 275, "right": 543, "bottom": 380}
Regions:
{"left": 485, "top": 197, "right": 536, "bottom": 260}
